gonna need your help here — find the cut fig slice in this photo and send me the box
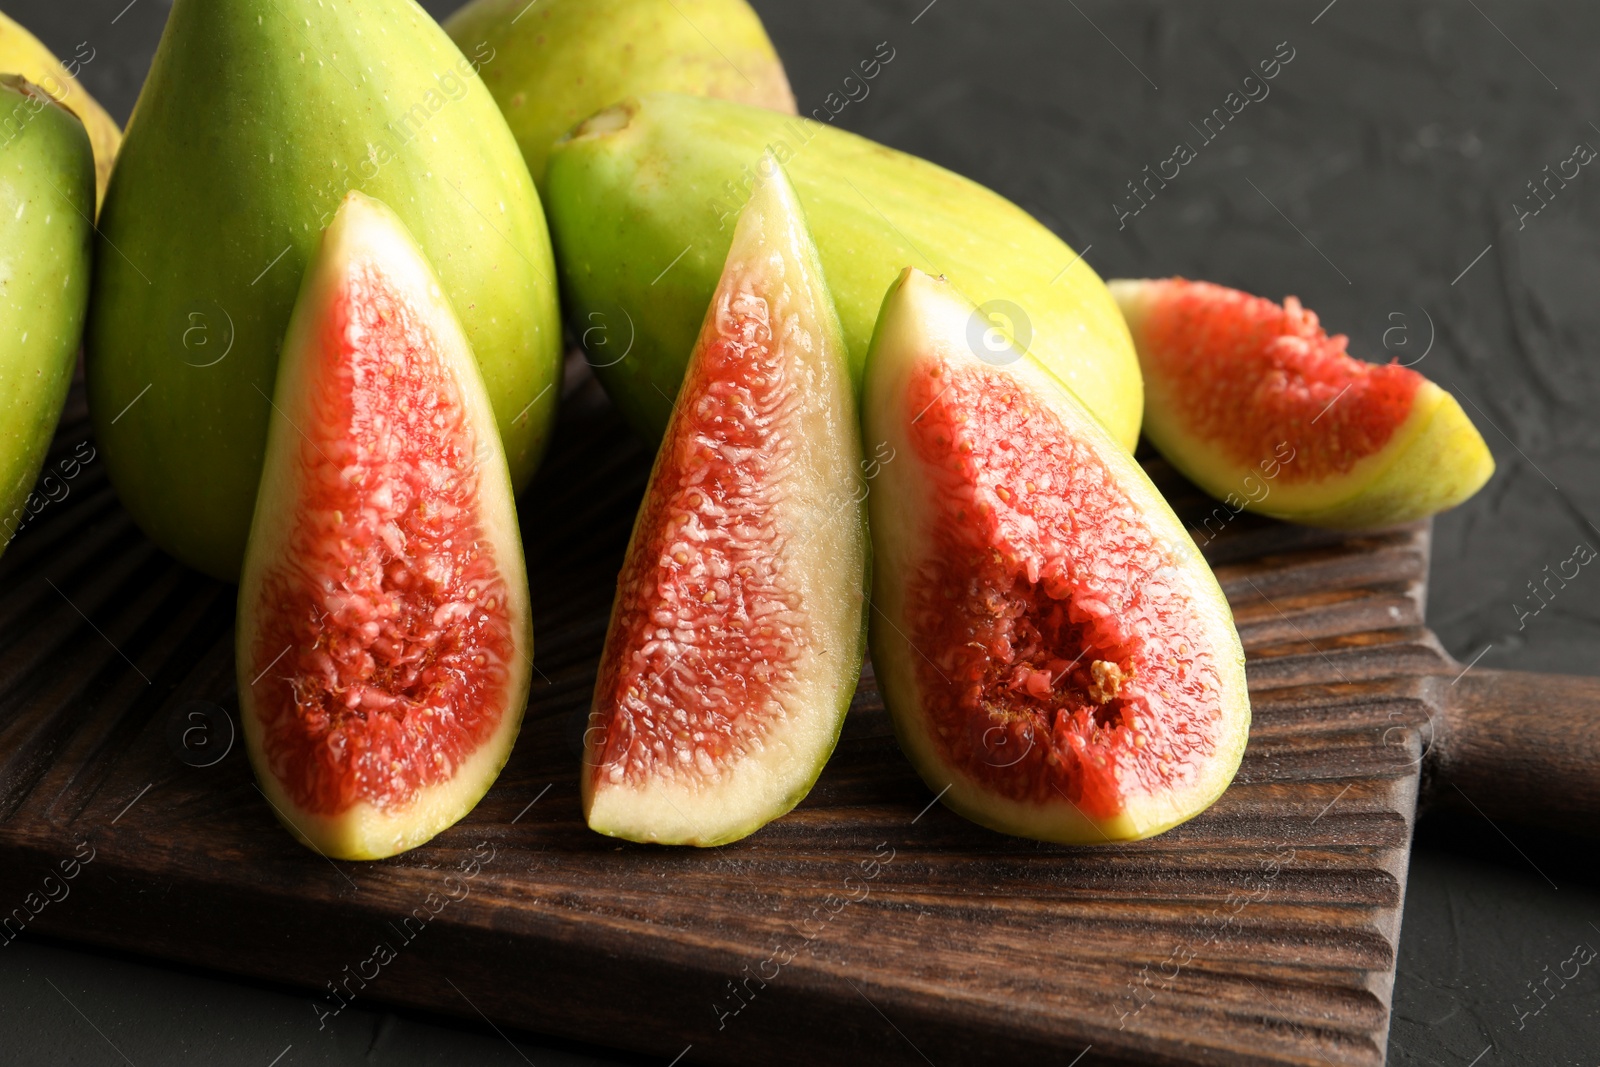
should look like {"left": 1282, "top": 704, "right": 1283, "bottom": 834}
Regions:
{"left": 584, "top": 160, "right": 867, "bottom": 846}
{"left": 237, "top": 192, "right": 533, "bottom": 860}
{"left": 1111, "top": 278, "right": 1494, "bottom": 529}
{"left": 863, "top": 269, "right": 1250, "bottom": 843}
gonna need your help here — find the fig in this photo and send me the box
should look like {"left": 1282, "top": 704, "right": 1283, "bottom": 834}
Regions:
{"left": 1112, "top": 278, "right": 1494, "bottom": 529}
{"left": 545, "top": 93, "right": 1143, "bottom": 452}
{"left": 584, "top": 158, "right": 867, "bottom": 847}
{"left": 0, "top": 11, "right": 121, "bottom": 210}
{"left": 444, "top": 0, "right": 795, "bottom": 186}
{"left": 0, "top": 75, "right": 94, "bottom": 556}
{"left": 85, "top": 0, "right": 560, "bottom": 581}
{"left": 863, "top": 269, "right": 1249, "bottom": 844}
{"left": 237, "top": 192, "right": 532, "bottom": 861}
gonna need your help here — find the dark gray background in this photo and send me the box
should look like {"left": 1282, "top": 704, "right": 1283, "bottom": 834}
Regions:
{"left": 4, "top": 1, "right": 1597, "bottom": 1064}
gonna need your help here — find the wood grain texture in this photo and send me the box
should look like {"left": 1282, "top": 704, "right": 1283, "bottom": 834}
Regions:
{"left": 1425, "top": 669, "right": 1600, "bottom": 833}
{"left": 0, "top": 360, "right": 1537, "bottom": 1066}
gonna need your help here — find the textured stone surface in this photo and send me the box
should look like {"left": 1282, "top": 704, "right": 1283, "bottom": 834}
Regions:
{"left": 2, "top": 1, "right": 1594, "bottom": 1064}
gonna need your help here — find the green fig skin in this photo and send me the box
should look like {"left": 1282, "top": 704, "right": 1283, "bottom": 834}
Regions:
{"left": 444, "top": 0, "right": 795, "bottom": 187}
{"left": 0, "top": 12, "right": 122, "bottom": 211}
{"left": 544, "top": 93, "right": 1144, "bottom": 451}
{"left": 85, "top": 0, "right": 561, "bottom": 581}
{"left": 0, "top": 76, "right": 94, "bottom": 554}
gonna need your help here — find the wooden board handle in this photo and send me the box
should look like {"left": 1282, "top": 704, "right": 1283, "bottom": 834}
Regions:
{"left": 1425, "top": 669, "right": 1600, "bottom": 833}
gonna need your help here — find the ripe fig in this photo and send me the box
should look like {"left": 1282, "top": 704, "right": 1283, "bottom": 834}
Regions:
{"left": 237, "top": 192, "right": 532, "bottom": 861}
{"left": 0, "top": 11, "right": 120, "bottom": 210}
{"left": 0, "top": 75, "right": 94, "bottom": 554}
{"left": 86, "top": 0, "right": 560, "bottom": 580}
{"left": 863, "top": 269, "right": 1250, "bottom": 844}
{"left": 584, "top": 159, "right": 867, "bottom": 846}
{"left": 545, "top": 93, "right": 1142, "bottom": 452}
{"left": 1112, "top": 278, "right": 1494, "bottom": 529}
{"left": 445, "top": 0, "right": 795, "bottom": 186}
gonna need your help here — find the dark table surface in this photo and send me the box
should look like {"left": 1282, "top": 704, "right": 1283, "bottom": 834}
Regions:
{"left": 4, "top": 1, "right": 1598, "bottom": 1064}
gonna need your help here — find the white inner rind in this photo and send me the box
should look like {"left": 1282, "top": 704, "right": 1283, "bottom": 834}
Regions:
{"left": 863, "top": 269, "right": 1250, "bottom": 844}
{"left": 236, "top": 192, "right": 533, "bottom": 862}
{"left": 583, "top": 163, "right": 866, "bottom": 847}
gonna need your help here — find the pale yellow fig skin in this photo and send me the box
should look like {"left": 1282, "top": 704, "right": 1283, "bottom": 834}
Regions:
{"left": 864, "top": 269, "right": 1250, "bottom": 845}
{"left": 445, "top": 0, "right": 795, "bottom": 186}
{"left": 0, "top": 10, "right": 121, "bottom": 210}
{"left": 1284, "top": 386, "right": 1494, "bottom": 528}
{"left": 237, "top": 193, "right": 532, "bottom": 861}
{"left": 1112, "top": 279, "right": 1495, "bottom": 529}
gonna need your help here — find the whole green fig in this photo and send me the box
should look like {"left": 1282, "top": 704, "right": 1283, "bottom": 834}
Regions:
{"left": 545, "top": 93, "right": 1143, "bottom": 451}
{"left": 0, "top": 75, "right": 94, "bottom": 554}
{"left": 86, "top": 0, "right": 561, "bottom": 581}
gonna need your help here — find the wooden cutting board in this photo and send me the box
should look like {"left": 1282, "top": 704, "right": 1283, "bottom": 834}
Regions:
{"left": 2, "top": 361, "right": 1594, "bottom": 1066}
